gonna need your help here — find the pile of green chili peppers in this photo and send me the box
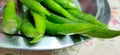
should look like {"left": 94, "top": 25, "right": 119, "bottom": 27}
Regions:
{"left": 2, "top": 0, "right": 120, "bottom": 44}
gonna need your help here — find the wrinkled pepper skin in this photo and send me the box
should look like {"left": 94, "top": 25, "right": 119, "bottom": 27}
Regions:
{"left": 2, "top": 0, "right": 22, "bottom": 34}
{"left": 21, "top": 11, "right": 41, "bottom": 39}
{"left": 42, "top": 0, "right": 78, "bottom": 21}
{"left": 54, "top": 0, "right": 77, "bottom": 9}
{"left": 46, "top": 20, "right": 94, "bottom": 35}
{"left": 30, "top": 10, "right": 46, "bottom": 43}
{"left": 20, "top": 0, "right": 50, "bottom": 15}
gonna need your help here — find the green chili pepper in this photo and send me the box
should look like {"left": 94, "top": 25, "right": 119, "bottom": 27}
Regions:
{"left": 46, "top": 11, "right": 88, "bottom": 24}
{"left": 67, "top": 9, "right": 108, "bottom": 28}
{"left": 2, "top": 0, "right": 22, "bottom": 34}
{"left": 67, "top": 9, "right": 83, "bottom": 17}
{"left": 30, "top": 10, "right": 46, "bottom": 43}
{"left": 54, "top": 0, "right": 77, "bottom": 9}
{"left": 83, "top": 26, "right": 120, "bottom": 38}
{"left": 46, "top": 20, "right": 120, "bottom": 38}
{"left": 42, "top": 0, "right": 78, "bottom": 21}
{"left": 20, "top": 0, "right": 50, "bottom": 15}
{"left": 83, "top": 14, "right": 107, "bottom": 28}
{"left": 21, "top": 11, "right": 41, "bottom": 38}
{"left": 46, "top": 20, "right": 94, "bottom": 35}
{"left": 46, "top": 11, "right": 73, "bottom": 24}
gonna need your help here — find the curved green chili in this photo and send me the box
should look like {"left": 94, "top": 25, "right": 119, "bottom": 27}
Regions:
{"left": 20, "top": 0, "right": 50, "bottom": 15}
{"left": 30, "top": 10, "right": 46, "bottom": 43}
{"left": 21, "top": 11, "right": 41, "bottom": 38}
{"left": 2, "top": 0, "right": 22, "bottom": 34}
{"left": 42, "top": 0, "right": 78, "bottom": 21}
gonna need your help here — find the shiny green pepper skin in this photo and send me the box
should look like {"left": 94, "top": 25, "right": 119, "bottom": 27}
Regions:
{"left": 2, "top": 0, "right": 22, "bottom": 34}
{"left": 30, "top": 10, "right": 46, "bottom": 43}
{"left": 21, "top": 11, "right": 41, "bottom": 39}
{"left": 20, "top": 0, "right": 50, "bottom": 15}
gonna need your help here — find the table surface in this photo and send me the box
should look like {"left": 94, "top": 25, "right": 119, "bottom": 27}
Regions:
{"left": 1, "top": 0, "right": 120, "bottom": 55}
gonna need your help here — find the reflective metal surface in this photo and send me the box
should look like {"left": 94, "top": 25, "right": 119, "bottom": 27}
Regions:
{"left": 0, "top": 0, "right": 111, "bottom": 50}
